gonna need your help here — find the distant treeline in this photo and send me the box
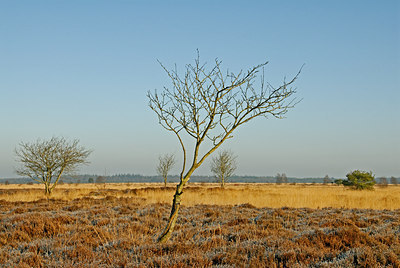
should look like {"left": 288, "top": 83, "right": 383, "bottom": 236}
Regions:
{"left": 0, "top": 174, "right": 398, "bottom": 185}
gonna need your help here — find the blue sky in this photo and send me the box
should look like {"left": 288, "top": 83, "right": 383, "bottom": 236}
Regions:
{"left": 1, "top": 0, "right": 399, "bottom": 178}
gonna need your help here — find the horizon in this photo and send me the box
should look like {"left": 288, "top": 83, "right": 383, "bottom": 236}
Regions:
{"left": 1, "top": 172, "right": 398, "bottom": 182}
{"left": 1, "top": 1, "right": 399, "bottom": 179}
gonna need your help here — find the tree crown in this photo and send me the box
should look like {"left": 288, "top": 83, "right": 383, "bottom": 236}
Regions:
{"left": 157, "top": 154, "right": 176, "bottom": 177}
{"left": 148, "top": 53, "right": 301, "bottom": 174}
{"left": 15, "top": 137, "right": 91, "bottom": 183}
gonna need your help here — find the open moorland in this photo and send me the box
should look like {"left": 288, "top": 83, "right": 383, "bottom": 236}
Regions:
{"left": 0, "top": 183, "right": 399, "bottom": 267}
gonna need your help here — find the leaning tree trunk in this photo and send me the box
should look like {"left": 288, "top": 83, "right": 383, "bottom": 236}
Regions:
{"left": 157, "top": 180, "right": 185, "bottom": 243}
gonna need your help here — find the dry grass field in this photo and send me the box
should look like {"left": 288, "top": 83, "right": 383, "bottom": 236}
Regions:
{"left": 1, "top": 183, "right": 399, "bottom": 209}
{"left": 0, "top": 183, "right": 399, "bottom": 267}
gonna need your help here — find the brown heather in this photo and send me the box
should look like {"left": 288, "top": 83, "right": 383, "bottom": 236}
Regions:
{"left": 0, "top": 183, "right": 399, "bottom": 267}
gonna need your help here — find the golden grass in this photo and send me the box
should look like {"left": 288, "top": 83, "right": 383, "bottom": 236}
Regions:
{"left": 0, "top": 183, "right": 399, "bottom": 210}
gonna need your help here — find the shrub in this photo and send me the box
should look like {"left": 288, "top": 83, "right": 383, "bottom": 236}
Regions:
{"left": 335, "top": 179, "right": 353, "bottom": 186}
{"left": 345, "top": 170, "right": 375, "bottom": 190}
{"left": 334, "top": 179, "right": 343, "bottom": 185}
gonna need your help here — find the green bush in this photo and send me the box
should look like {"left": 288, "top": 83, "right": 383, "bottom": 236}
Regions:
{"left": 345, "top": 170, "right": 375, "bottom": 190}
{"left": 334, "top": 179, "right": 343, "bottom": 185}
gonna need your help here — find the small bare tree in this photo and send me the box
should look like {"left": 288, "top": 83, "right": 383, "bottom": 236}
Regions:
{"left": 148, "top": 52, "right": 301, "bottom": 242}
{"left": 95, "top": 176, "right": 107, "bottom": 184}
{"left": 276, "top": 173, "right": 288, "bottom": 184}
{"left": 15, "top": 137, "right": 91, "bottom": 196}
{"left": 323, "top": 175, "right": 331, "bottom": 184}
{"left": 378, "top": 177, "right": 388, "bottom": 187}
{"left": 211, "top": 150, "right": 237, "bottom": 188}
{"left": 157, "top": 154, "right": 176, "bottom": 187}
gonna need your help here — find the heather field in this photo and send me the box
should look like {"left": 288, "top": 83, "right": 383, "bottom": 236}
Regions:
{"left": 0, "top": 184, "right": 399, "bottom": 267}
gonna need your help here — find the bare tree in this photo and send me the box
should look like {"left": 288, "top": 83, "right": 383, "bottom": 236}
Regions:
{"left": 211, "top": 150, "right": 237, "bottom": 188}
{"left": 15, "top": 137, "right": 91, "bottom": 196}
{"left": 378, "top": 177, "right": 388, "bottom": 187}
{"left": 157, "top": 154, "right": 176, "bottom": 187}
{"left": 95, "top": 176, "right": 107, "bottom": 190}
{"left": 95, "top": 176, "right": 107, "bottom": 184}
{"left": 276, "top": 173, "right": 282, "bottom": 184}
{"left": 148, "top": 52, "right": 301, "bottom": 242}
{"left": 323, "top": 175, "right": 331, "bottom": 184}
{"left": 276, "top": 173, "right": 288, "bottom": 184}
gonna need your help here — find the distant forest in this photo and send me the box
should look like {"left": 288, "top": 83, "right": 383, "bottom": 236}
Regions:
{"left": 0, "top": 174, "right": 398, "bottom": 185}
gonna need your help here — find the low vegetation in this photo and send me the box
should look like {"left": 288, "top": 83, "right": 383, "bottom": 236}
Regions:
{"left": 0, "top": 184, "right": 399, "bottom": 266}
